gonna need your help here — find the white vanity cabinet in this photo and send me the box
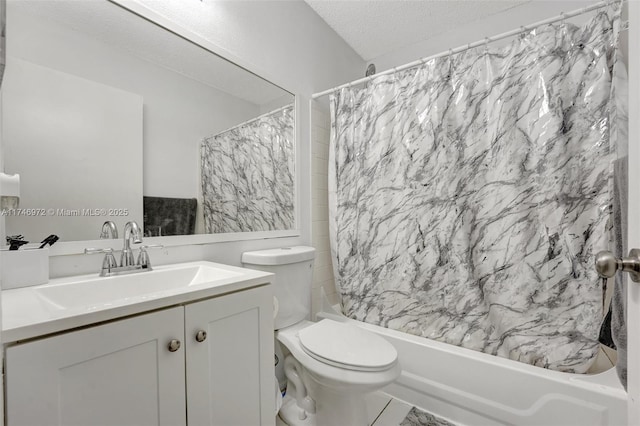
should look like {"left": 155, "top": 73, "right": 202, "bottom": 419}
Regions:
{"left": 6, "top": 307, "right": 186, "bottom": 425}
{"left": 4, "top": 284, "right": 274, "bottom": 426}
{"left": 185, "top": 284, "right": 274, "bottom": 425}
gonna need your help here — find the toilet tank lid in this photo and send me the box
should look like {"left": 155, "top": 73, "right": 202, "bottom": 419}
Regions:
{"left": 242, "top": 246, "right": 316, "bottom": 265}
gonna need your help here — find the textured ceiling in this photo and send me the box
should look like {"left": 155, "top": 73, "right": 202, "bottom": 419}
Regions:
{"left": 10, "top": 1, "right": 290, "bottom": 106}
{"left": 303, "top": 0, "right": 531, "bottom": 61}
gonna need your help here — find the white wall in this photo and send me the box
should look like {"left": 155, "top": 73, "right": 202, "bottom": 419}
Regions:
{"left": 369, "top": 1, "right": 601, "bottom": 71}
{"left": 7, "top": 6, "right": 262, "bottom": 203}
{"left": 258, "top": 94, "right": 294, "bottom": 115}
{"left": 129, "top": 0, "right": 366, "bottom": 96}
{"left": 30, "top": 0, "right": 366, "bottom": 277}
{"left": 310, "top": 104, "right": 338, "bottom": 318}
{"left": 2, "top": 58, "right": 144, "bottom": 242}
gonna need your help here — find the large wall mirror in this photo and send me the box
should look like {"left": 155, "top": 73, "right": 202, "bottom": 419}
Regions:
{"left": 1, "top": 0, "right": 296, "bottom": 247}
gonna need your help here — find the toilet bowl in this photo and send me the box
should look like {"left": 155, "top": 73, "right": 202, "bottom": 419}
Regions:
{"left": 276, "top": 320, "right": 400, "bottom": 426}
{"left": 241, "top": 247, "right": 401, "bottom": 426}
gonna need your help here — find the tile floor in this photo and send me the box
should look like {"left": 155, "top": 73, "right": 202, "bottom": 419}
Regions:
{"left": 366, "top": 391, "right": 457, "bottom": 426}
{"left": 276, "top": 391, "right": 457, "bottom": 426}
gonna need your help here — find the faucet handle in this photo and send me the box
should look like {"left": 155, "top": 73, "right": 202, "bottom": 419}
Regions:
{"left": 137, "top": 244, "right": 164, "bottom": 269}
{"left": 84, "top": 247, "right": 114, "bottom": 255}
{"left": 84, "top": 248, "right": 118, "bottom": 276}
{"left": 140, "top": 244, "right": 164, "bottom": 250}
{"left": 102, "top": 252, "right": 118, "bottom": 274}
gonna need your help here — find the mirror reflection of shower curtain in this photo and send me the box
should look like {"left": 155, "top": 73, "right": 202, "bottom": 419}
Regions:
{"left": 328, "top": 4, "right": 624, "bottom": 373}
{"left": 201, "top": 105, "right": 295, "bottom": 234}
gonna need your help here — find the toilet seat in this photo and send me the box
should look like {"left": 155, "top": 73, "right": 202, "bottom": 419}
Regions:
{"left": 298, "top": 320, "right": 397, "bottom": 372}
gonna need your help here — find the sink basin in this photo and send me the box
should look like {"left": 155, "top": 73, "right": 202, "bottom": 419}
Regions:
{"left": 35, "top": 263, "right": 242, "bottom": 310}
{"left": 2, "top": 260, "right": 273, "bottom": 343}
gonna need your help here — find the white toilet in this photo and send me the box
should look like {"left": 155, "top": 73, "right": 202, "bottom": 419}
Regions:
{"left": 242, "top": 246, "right": 400, "bottom": 426}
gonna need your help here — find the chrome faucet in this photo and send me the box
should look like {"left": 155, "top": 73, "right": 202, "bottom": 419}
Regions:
{"left": 84, "top": 243, "right": 163, "bottom": 277}
{"left": 99, "top": 221, "right": 118, "bottom": 239}
{"left": 121, "top": 221, "right": 142, "bottom": 267}
{"left": 85, "top": 221, "right": 164, "bottom": 277}
{"left": 84, "top": 221, "right": 164, "bottom": 277}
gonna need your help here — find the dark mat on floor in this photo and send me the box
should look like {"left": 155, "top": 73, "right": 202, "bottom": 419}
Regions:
{"left": 400, "top": 407, "right": 457, "bottom": 426}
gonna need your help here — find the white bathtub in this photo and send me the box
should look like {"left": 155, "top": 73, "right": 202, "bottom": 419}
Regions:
{"left": 317, "top": 299, "right": 627, "bottom": 426}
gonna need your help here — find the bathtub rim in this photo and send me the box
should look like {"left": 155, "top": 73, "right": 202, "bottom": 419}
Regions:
{"left": 316, "top": 290, "right": 626, "bottom": 396}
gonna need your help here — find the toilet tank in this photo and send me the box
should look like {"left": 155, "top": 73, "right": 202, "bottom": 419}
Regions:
{"left": 242, "top": 246, "right": 315, "bottom": 330}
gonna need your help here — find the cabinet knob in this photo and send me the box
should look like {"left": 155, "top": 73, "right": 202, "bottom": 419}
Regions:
{"left": 168, "top": 339, "right": 181, "bottom": 352}
{"left": 195, "top": 330, "right": 207, "bottom": 342}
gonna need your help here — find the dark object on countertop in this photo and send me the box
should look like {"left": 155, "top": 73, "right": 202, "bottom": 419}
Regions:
{"left": 39, "top": 234, "right": 59, "bottom": 248}
{"left": 6, "top": 235, "right": 28, "bottom": 250}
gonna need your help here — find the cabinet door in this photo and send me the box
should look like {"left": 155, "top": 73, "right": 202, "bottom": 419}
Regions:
{"left": 6, "top": 307, "right": 186, "bottom": 426}
{"left": 185, "top": 285, "right": 275, "bottom": 426}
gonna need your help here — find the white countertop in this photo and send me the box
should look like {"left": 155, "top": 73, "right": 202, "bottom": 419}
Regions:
{"left": 2, "top": 261, "right": 273, "bottom": 343}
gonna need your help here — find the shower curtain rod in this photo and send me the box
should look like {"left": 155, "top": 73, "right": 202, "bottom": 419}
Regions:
{"left": 312, "top": 0, "right": 613, "bottom": 100}
{"left": 206, "top": 103, "right": 292, "bottom": 138}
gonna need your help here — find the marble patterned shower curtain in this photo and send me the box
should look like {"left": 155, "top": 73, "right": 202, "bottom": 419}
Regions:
{"left": 329, "top": 6, "right": 622, "bottom": 373}
{"left": 201, "top": 105, "right": 294, "bottom": 233}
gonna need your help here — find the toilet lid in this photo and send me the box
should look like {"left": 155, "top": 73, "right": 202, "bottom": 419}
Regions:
{"left": 298, "top": 320, "right": 397, "bottom": 372}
